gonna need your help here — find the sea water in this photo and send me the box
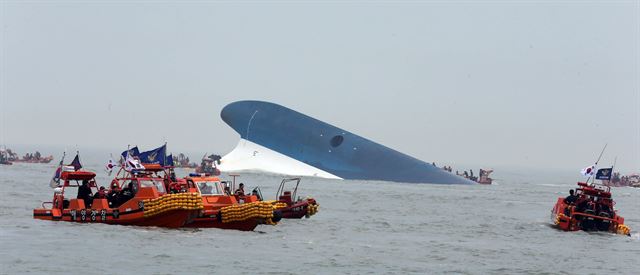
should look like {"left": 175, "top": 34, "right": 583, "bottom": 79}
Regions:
{"left": 1, "top": 156, "right": 638, "bottom": 274}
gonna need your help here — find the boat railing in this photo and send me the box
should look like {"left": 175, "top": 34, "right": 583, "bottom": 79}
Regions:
{"left": 41, "top": 201, "right": 53, "bottom": 209}
{"left": 276, "top": 178, "right": 301, "bottom": 202}
{"left": 570, "top": 211, "right": 617, "bottom": 223}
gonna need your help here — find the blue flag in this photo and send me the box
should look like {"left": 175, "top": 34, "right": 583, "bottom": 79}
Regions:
{"left": 139, "top": 145, "right": 167, "bottom": 165}
{"left": 121, "top": 147, "right": 140, "bottom": 159}
{"left": 595, "top": 168, "right": 613, "bottom": 180}
{"left": 69, "top": 154, "right": 82, "bottom": 171}
{"left": 166, "top": 154, "right": 174, "bottom": 167}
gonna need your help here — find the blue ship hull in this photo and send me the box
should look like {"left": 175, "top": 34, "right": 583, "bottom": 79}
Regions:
{"left": 221, "top": 100, "right": 475, "bottom": 184}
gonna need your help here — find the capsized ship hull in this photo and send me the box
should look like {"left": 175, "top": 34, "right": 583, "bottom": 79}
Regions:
{"left": 219, "top": 100, "right": 475, "bottom": 184}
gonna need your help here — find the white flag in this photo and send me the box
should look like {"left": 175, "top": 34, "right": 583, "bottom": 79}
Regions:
{"left": 125, "top": 155, "right": 145, "bottom": 171}
{"left": 105, "top": 158, "right": 118, "bottom": 175}
{"left": 580, "top": 165, "right": 595, "bottom": 177}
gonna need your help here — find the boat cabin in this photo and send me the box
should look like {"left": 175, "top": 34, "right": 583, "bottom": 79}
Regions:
{"left": 108, "top": 176, "right": 167, "bottom": 207}
{"left": 185, "top": 175, "right": 225, "bottom": 195}
{"left": 185, "top": 175, "right": 239, "bottom": 210}
{"left": 49, "top": 170, "right": 99, "bottom": 210}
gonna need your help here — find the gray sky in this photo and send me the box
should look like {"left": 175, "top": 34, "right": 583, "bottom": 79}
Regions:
{"left": 1, "top": 1, "right": 638, "bottom": 173}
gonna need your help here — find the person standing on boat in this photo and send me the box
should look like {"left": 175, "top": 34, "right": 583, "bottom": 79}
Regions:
{"left": 169, "top": 170, "right": 177, "bottom": 182}
{"left": 223, "top": 184, "right": 232, "bottom": 196}
{"left": 564, "top": 189, "right": 578, "bottom": 205}
{"left": 77, "top": 180, "right": 93, "bottom": 207}
{"left": 235, "top": 183, "right": 245, "bottom": 196}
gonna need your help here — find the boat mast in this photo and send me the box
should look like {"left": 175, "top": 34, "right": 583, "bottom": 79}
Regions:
{"left": 586, "top": 143, "right": 607, "bottom": 185}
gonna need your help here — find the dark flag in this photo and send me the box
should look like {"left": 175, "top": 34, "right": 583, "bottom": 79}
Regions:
{"left": 69, "top": 154, "right": 82, "bottom": 171}
{"left": 166, "top": 154, "right": 174, "bottom": 167}
{"left": 595, "top": 168, "right": 613, "bottom": 180}
{"left": 139, "top": 145, "right": 167, "bottom": 165}
{"left": 121, "top": 147, "right": 140, "bottom": 159}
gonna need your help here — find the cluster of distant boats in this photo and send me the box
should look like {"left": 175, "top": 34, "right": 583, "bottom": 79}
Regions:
{"left": 438, "top": 164, "right": 493, "bottom": 184}
{"left": 602, "top": 172, "right": 640, "bottom": 188}
{"left": 0, "top": 148, "right": 53, "bottom": 165}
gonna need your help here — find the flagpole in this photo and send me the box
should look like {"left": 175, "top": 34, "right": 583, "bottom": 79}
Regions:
{"left": 124, "top": 144, "right": 130, "bottom": 177}
{"left": 586, "top": 143, "right": 607, "bottom": 185}
{"left": 50, "top": 151, "right": 66, "bottom": 188}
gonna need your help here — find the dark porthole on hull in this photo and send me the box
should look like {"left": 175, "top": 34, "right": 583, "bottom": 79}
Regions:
{"left": 330, "top": 135, "right": 344, "bottom": 147}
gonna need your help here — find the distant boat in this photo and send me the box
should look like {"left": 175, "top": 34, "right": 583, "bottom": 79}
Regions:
{"left": 5, "top": 149, "right": 53, "bottom": 164}
{"left": 477, "top": 169, "right": 494, "bottom": 184}
{"left": 0, "top": 150, "right": 11, "bottom": 165}
{"left": 172, "top": 153, "right": 197, "bottom": 168}
{"left": 217, "top": 100, "right": 475, "bottom": 184}
{"left": 0, "top": 155, "right": 13, "bottom": 165}
{"left": 12, "top": 156, "right": 54, "bottom": 164}
{"left": 602, "top": 172, "right": 640, "bottom": 188}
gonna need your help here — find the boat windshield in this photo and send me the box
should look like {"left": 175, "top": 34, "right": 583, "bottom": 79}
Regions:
{"left": 139, "top": 179, "right": 166, "bottom": 193}
{"left": 196, "top": 181, "right": 222, "bottom": 195}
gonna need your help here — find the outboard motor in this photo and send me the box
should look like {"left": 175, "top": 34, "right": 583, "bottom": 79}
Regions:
{"left": 272, "top": 210, "right": 283, "bottom": 223}
{"left": 596, "top": 212, "right": 611, "bottom": 231}
{"left": 580, "top": 209, "right": 597, "bottom": 231}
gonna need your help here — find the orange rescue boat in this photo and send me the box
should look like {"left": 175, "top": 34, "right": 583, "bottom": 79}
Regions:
{"left": 177, "top": 174, "right": 282, "bottom": 231}
{"left": 551, "top": 182, "right": 631, "bottom": 236}
{"left": 33, "top": 165, "right": 202, "bottom": 228}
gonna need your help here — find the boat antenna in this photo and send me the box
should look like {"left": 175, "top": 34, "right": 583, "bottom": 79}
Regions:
{"left": 586, "top": 143, "right": 607, "bottom": 185}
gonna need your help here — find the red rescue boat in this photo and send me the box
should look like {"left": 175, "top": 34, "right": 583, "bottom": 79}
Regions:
{"left": 551, "top": 182, "right": 631, "bottom": 236}
{"left": 257, "top": 178, "right": 319, "bottom": 219}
